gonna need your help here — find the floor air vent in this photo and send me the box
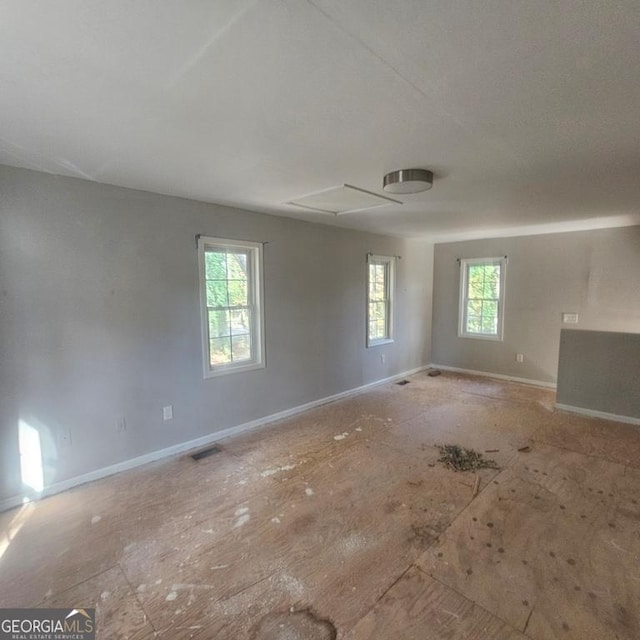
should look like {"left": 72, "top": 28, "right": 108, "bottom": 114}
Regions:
{"left": 191, "top": 445, "right": 221, "bottom": 461}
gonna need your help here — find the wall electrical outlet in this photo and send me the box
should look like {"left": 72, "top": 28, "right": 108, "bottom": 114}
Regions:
{"left": 116, "top": 417, "right": 127, "bottom": 433}
{"left": 516, "top": 353, "right": 524, "bottom": 363}
{"left": 562, "top": 313, "right": 579, "bottom": 324}
{"left": 163, "top": 405, "right": 173, "bottom": 421}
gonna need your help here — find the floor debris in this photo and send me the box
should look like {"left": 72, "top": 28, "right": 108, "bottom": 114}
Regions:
{"left": 437, "top": 444, "right": 499, "bottom": 472}
{"left": 428, "top": 369, "right": 442, "bottom": 377}
{"left": 472, "top": 474, "right": 481, "bottom": 497}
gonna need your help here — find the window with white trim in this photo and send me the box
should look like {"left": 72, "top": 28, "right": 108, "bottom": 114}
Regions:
{"left": 367, "top": 254, "right": 395, "bottom": 346}
{"left": 458, "top": 257, "right": 506, "bottom": 340}
{"left": 198, "top": 236, "right": 265, "bottom": 377}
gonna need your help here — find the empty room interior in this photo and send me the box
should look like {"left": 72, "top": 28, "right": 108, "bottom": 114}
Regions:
{"left": 1, "top": 2, "right": 640, "bottom": 639}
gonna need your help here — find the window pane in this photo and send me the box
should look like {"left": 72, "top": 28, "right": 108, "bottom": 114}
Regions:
{"left": 467, "top": 265, "right": 485, "bottom": 298}
{"left": 210, "top": 337, "right": 232, "bottom": 365}
{"left": 227, "top": 252, "right": 248, "bottom": 279}
{"left": 483, "top": 266, "right": 500, "bottom": 299}
{"left": 369, "top": 318, "right": 385, "bottom": 340}
{"left": 370, "top": 280, "right": 384, "bottom": 302}
{"left": 208, "top": 309, "right": 230, "bottom": 338}
{"left": 231, "top": 334, "right": 251, "bottom": 362}
{"left": 200, "top": 239, "right": 263, "bottom": 375}
{"left": 482, "top": 315, "right": 498, "bottom": 334}
{"left": 205, "top": 250, "right": 227, "bottom": 279}
{"left": 369, "top": 300, "right": 389, "bottom": 340}
{"left": 230, "top": 309, "right": 251, "bottom": 335}
{"left": 206, "top": 280, "right": 228, "bottom": 307}
{"left": 466, "top": 315, "right": 482, "bottom": 333}
{"left": 367, "top": 257, "right": 393, "bottom": 343}
{"left": 228, "top": 279, "right": 248, "bottom": 306}
{"left": 467, "top": 300, "right": 483, "bottom": 316}
{"left": 483, "top": 300, "right": 498, "bottom": 320}
{"left": 460, "top": 258, "right": 504, "bottom": 339}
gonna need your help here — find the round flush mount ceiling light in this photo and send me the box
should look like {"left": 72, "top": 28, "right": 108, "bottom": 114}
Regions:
{"left": 383, "top": 168, "right": 433, "bottom": 194}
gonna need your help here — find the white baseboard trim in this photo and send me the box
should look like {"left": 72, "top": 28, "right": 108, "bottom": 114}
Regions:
{"left": 0, "top": 364, "right": 430, "bottom": 513}
{"left": 429, "top": 363, "right": 557, "bottom": 390}
{"left": 555, "top": 403, "right": 640, "bottom": 426}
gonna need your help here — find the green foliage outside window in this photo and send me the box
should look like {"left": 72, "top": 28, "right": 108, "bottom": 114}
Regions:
{"left": 368, "top": 262, "right": 390, "bottom": 341}
{"left": 205, "top": 249, "right": 252, "bottom": 365}
{"left": 465, "top": 264, "right": 500, "bottom": 335}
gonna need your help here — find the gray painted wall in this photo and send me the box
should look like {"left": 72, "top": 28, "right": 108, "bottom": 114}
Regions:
{"left": 557, "top": 329, "right": 640, "bottom": 419}
{"left": 432, "top": 226, "right": 640, "bottom": 384}
{"left": 0, "top": 165, "right": 433, "bottom": 504}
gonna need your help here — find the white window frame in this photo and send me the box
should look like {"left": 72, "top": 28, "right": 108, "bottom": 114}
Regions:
{"left": 366, "top": 254, "right": 395, "bottom": 347}
{"left": 198, "top": 236, "right": 265, "bottom": 378}
{"left": 458, "top": 256, "right": 506, "bottom": 341}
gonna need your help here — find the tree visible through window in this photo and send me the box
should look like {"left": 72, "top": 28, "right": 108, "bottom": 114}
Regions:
{"left": 459, "top": 257, "right": 506, "bottom": 340}
{"left": 367, "top": 255, "right": 394, "bottom": 345}
{"left": 198, "top": 237, "right": 264, "bottom": 377}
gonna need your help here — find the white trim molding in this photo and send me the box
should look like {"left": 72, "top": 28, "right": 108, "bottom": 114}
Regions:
{"left": 555, "top": 403, "right": 640, "bottom": 426}
{"left": 366, "top": 254, "right": 395, "bottom": 348}
{"left": 458, "top": 256, "right": 506, "bottom": 341}
{"left": 429, "top": 363, "right": 557, "bottom": 389}
{"left": 197, "top": 235, "right": 266, "bottom": 379}
{"left": 0, "top": 365, "right": 430, "bottom": 513}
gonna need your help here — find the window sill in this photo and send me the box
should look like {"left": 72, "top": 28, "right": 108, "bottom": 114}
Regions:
{"left": 367, "top": 338, "right": 395, "bottom": 348}
{"left": 204, "top": 361, "right": 265, "bottom": 379}
{"left": 457, "top": 332, "right": 503, "bottom": 342}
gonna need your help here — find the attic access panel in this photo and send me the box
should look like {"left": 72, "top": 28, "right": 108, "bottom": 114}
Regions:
{"left": 287, "top": 184, "right": 402, "bottom": 215}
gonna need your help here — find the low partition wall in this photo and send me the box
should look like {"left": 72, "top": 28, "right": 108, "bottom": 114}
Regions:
{"left": 556, "top": 329, "right": 640, "bottom": 424}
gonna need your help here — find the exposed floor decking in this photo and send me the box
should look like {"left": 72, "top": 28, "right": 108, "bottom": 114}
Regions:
{"left": 1, "top": 372, "right": 639, "bottom": 639}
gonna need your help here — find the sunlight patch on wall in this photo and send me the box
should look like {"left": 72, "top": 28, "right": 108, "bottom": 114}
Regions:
{"left": 19, "top": 420, "right": 44, "bottom": 494}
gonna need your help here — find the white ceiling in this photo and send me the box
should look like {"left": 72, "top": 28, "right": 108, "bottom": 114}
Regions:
{"left": 1, "top": 0, "right": 639, "bottom": 241}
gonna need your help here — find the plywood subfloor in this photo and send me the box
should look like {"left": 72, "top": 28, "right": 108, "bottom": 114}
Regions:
{"left": 1, "top": 371, "right": 639, "bottom": 639}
